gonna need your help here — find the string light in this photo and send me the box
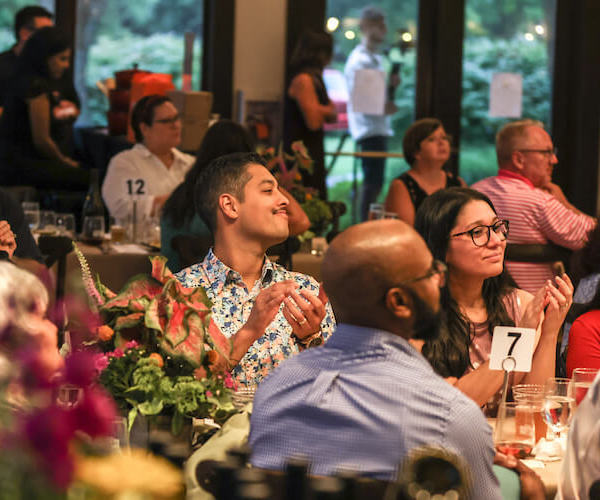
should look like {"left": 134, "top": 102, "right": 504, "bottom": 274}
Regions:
{"left": 524, "top": 32, "right": 534, "bottom": 41}
{"left": 326, "top": 17, "right": 340, "bottom": 32}
{"left": 344, "top": 30, "right": 356, "bottom": 40}
{"left": 401, "top": 32, "right": 413, "bottom": 43}
{"left": 534, "top": 24, "right": 545, "bottom": 36}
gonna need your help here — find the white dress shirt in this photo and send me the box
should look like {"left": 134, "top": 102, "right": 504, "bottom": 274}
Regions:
{"left": 102, "top": 143, "right": 194, "bottom": 220}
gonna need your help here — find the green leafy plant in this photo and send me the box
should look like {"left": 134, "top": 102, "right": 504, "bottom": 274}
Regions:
{"left": 74, "top": 245, "right": 237, "bottom": 433}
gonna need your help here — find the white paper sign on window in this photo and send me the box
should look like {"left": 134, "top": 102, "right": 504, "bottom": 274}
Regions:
{"left": 489, "top": 326, "right": 536, "bottom": 372}
{"left": 489, "top": 72, "right": 523, "bottom": 118}
{"left": 350, "top": 69, "right": 385, "bottom": 115}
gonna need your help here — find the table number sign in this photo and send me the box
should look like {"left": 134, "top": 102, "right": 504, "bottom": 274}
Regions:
{"left": 489, "top": 326, "right": 536, "bottom": 372}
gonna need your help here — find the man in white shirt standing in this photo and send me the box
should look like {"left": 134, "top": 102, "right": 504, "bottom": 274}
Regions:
{"left": 102, "top": 95, "right": 194, "bottom": 222}
{"left": 344, "top": 6, "right": 399, "bottom": 221}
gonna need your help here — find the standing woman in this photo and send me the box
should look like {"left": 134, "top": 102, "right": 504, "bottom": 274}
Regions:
{"left": 0, "top": 26, "right": 88, "bottom": 189}
{"left": 385, "top": 118, "right": 465, "bottom": 225}
{"left": 284, "top": 30, "right": 337, "bottom": 199}
{"left": 414, "top": 187, "right": 572, "bottom": 407}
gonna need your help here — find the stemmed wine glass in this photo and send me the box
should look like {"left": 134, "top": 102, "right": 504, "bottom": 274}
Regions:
{"left": 572, "top": 368, "right": 599, "bottom": 406}
{"left": 542, "top": 378, "right": 575, "bottom": 455}
{"left": 22, "top": 201, "right": 40, "bottom": 233}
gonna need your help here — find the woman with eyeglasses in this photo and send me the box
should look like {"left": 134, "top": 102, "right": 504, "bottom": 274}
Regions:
{"left": 102, "top": 94, "right": 194, "bottom": 222}
{"left": 413, "top": 187, "right": 573, "bottom": 408}
{"left": 384, "top": 118, "right": 465, "bottom": 225}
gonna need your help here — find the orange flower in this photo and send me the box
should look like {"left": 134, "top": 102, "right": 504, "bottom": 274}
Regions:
{"left": 193, "top": 367, "right": 207, "bottom": 380}
{"left": 97, "top": 325, "right": 114, "bottom": 341}
{"left": 148, "top": 353, "right": 164, "bottom": 368}
{"left": 305, "top": 193, "right": 313, "bottom": 201}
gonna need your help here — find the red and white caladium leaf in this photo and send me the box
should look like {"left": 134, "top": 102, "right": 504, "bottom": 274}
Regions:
{"left": 150, "top": 256, "right": 174, "bottom": 285}
{"left": 114, "top": 312, "right": 144, "bottom": 331}
{"left": 205, "top": 319, "right": 231, "bottom": 359}
{"left": 102, "top": 275, "right": 163, "bottom": 311}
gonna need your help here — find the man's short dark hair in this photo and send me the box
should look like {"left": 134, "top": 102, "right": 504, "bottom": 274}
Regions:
{"left": 15, "top": 6, "right": 53, "bottom": 40}
{"left": 194, "top": 152, "right": 266, "bottom": 234}
{"left": 360, "top": 5, "right": 385, "bottom": 25}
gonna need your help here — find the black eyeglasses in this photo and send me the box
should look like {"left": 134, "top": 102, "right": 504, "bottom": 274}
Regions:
{"left": 154, "top": 114, "right": 181, "bottom": 125}
{"left": 451, "top": 220, "right": 509, "bottom": 247}
{"left": 517, "top": 147, "right": 558, "bottom": 158}
{"left": 397, "top": 259, "right": 447, "bottom": 287}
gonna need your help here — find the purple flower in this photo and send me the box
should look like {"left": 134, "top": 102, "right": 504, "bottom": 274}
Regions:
{"left": 124, "top": 340, "right": 139, "bottom": 350}
{"left": 71, "top": 387, "right": 117, "bottom": 438}
{"left": 65, "top": 350, "right": 97, "bottom": 387}
{"left": 22, "top": 405, "right": 75, "bottom": 489}
{"left": 94, "top": 353, "right": 109, "bottom": 372}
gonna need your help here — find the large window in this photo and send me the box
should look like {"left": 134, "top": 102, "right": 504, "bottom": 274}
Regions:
{"left": 325, "top": 0, "right": 418, "bottom": 227}
{"left": 74, "top": 0, "right": 203, "bottom": 126}
{"left": 459, "top": 0, "right": 556, "bottom": 184}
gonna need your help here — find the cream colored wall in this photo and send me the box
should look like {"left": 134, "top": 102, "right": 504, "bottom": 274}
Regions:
{"left": 233, "top": 0, "right": 287, "bottom": 107}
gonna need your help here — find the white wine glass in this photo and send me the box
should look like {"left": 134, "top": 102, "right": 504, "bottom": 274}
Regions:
{"left": 542, "top": 377, "right": 575, "bottom": 458}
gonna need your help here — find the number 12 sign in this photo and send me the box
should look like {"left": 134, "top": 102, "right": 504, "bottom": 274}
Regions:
{"left": 489, "top": 326, "right": 536, "bottom": 372}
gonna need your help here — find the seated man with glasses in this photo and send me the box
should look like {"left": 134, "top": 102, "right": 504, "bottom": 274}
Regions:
{"left": 472, "top": 119, "right": 596, "bottom": 293}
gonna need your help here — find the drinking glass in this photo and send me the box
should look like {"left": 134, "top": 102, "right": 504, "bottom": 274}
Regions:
{"left": 109, "top": 216, "right": 128, "bottom": 244}
{"left": 572, "top": 367, "right": 599, "bottom": 406}
{"left": 512, "top": 384, "right": 546, "bottom": 443}
{"left": 494, "top": 401, "right": 536, "bottom": 459}
{"left": 383, "top": 211, "right": 399, "bottom": 220}
{"left": 21, "top": 201, "right": 40, "bottom": 232}
{"left": 81, "top": 215, "right": 105, "bottom": 245}
{"left": 112, "top": 416, "right": 130, "bottom": 450}
{"left": 56, "top": 383, "right": 83, "bottom": 409}
{"left": 56, "top": 213, "right": 76, "bottom": 237}
{"left": 367, "top": 203, "right": 384, "bottom": 220}
{"left": 542, "top": 378, "right": 575, "bottom": 439}
{"left": 39, "top": 210, "right": 57, "bottom": 234}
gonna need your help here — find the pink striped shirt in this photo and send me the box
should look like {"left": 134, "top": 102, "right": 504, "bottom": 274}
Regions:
{"left": 472, "top": 170, "right": 596, "bottom": 293}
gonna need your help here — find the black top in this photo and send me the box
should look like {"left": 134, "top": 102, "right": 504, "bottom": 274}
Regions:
{"left": 0, "top": 71, "right": 78, "bottom": 162}
{"left": 283, "top": 71, "right": 330, "bottom": 199}
{"left": 0, "top": 187, "right": 43, "bottom": 262}
{"left": 397, "top": 171, "right": 462, "bottom": 212}
{"left": 0, "top": 46, "right": 79, "bottom": 109}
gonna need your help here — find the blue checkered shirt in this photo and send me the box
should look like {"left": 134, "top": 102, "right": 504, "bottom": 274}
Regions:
{"left": 249, "top": 324, "right": 502, "bottom": 499}
{"left": 175, "top": 249, "right": 336, "bottom": 387}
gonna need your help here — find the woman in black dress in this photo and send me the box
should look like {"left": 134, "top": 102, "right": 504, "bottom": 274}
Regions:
{"left": 385, "top": 118, "right": 465, "bottom": 225}
{"left": 284, "top": 30, "right": 337, "bottom": 199}
{"left": 0, "top": 26, "right": 88, "bottom": 190}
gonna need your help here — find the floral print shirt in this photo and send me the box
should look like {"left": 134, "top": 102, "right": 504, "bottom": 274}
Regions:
{"left": 176, "top": 249, "right": 336, "bottom": 387}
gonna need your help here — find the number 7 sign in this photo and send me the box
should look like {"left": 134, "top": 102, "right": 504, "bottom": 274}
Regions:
{"left": 489, "top": 326, "right": 536, "bottom": 372}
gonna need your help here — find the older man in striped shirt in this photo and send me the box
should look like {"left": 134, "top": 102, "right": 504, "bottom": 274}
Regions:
{"left": 472, "top": 120, "right": 596, "bottom": 293}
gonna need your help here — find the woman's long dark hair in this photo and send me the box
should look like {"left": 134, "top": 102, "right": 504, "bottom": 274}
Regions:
{"left": 17, "top": 26, "right": 70, "bottom": 79}
{"left": 289, "top": 30, "right": 333, "bottom": 76}
{"left": 414, "top": 187, "right": 515, "bottom": 377}
{"left": 162, "top": 120, "right": 255, "bottom": 227}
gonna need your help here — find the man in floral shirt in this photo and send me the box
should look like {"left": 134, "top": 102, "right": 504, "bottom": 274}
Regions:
{"left": 176, "top": 152, "right": 335, "bottom": 387}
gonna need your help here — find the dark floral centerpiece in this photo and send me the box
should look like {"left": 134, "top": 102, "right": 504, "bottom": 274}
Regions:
{"left": 74, "top": 245, "right": 238, "bottom": 435}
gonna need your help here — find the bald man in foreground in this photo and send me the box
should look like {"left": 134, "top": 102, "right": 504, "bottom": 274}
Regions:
{"left": 249, "top": 220, "right": 503, "bottom": 496}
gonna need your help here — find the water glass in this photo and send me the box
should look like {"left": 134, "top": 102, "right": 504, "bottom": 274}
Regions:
{"left": 22, "top": 201, "right": 40, "bottom": 232}
{"left": 494, "top": 401, "right": 536, "bottom": 459}
{"left": 572, "top": 367, "right": 599, "bottom": 406}
{"left": 112, "top": 416, "right": 130, "bottom": 450}
{"left": 81, "top": 215, "right": 106, "bottom": 245}
{"left": 39, "top": 210, "right": 57, "bottom": 234}
{"left": 383, "top": 211, "right": 399, "bottom": 220}
{"left": 56, "top": 213, "right": 76, "bottom": 237}
{"left": 543, "top": 378, "right": 575, "bottom": 437}
{"left": 367, "top": 203, "right": 384, "bottom": 220}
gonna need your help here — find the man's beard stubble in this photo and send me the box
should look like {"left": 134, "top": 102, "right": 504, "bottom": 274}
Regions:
{"left": 408, "top": 288, "right": 442, "bottom": 342}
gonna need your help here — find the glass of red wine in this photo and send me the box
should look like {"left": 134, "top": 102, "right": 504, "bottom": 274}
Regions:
{"left": 494, "top": 401, "right": 536, "bottom": 459}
